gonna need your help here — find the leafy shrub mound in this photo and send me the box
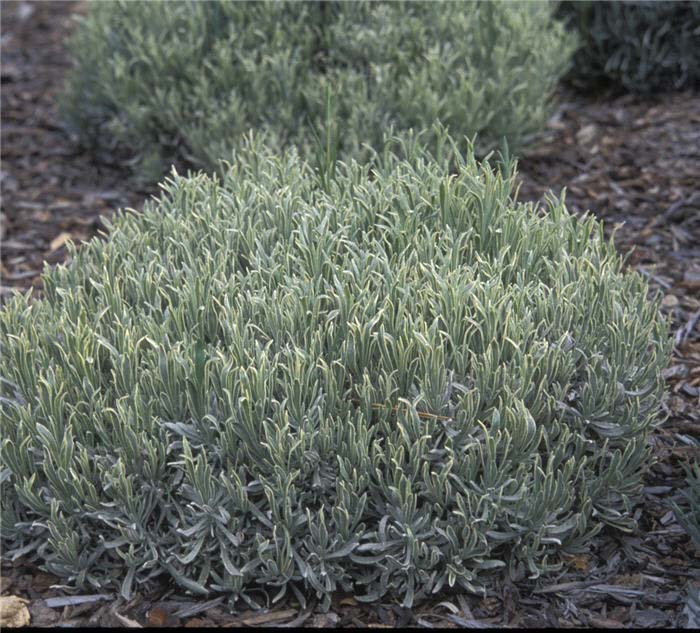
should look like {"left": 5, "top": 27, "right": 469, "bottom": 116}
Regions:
{"left": 560, "top": 0, "right": 700, "bottom": 94}
{"left": 1, "top": 136, "right": 669, "bottom": 609}
{"left": 62, "top": 0, "right": 575, "bottom": 179}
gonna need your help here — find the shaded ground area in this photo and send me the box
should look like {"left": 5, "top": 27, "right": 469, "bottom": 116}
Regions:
{"left": 1, "top": 1, "right": 699, "bottom": 628}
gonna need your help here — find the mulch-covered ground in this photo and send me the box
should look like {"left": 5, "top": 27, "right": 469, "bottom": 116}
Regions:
{"left": 1, "top": 1, "right": 698, "bottom": 628}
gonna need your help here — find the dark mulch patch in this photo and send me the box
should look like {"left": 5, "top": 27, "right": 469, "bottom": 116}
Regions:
{"left": 1, "top": 0, "right": 698, "bottom": 628}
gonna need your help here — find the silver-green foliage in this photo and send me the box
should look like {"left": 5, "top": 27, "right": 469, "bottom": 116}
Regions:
{"left": 62, "top": 0, "right": 576, "bottom": 180}
{"left": 1, "top": 135, "right": 668, "bottom": 609}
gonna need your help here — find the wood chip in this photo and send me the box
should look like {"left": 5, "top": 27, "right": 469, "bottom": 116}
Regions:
{"left": 48, "top": 231, "right": 72, "bottom": 253}
{"left": 239, "top": 609, "right": 298, "bottom": 626}
{"left": 589, "top": 615, "right": 626, "bottom": 628}
{"left": 112, "top": 611, "right": 143, "bottom": 628}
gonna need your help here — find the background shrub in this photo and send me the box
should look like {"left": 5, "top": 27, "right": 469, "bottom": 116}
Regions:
{"left": 62, "top": 0, "right": 575, "bottom": 180}
{"left": 560, "top": 0, "right": 700, "bottom": 94}
{"left": 0, "top": 134, "right": 669, "bottom": 608}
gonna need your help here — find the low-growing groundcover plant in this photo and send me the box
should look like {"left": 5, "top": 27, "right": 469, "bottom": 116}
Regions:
{"left": 0, "top": 134, "right": 670, "bottom": 610}
{"left": 62, "top": 0, "right": 576, "bottom": 180}
{"left": 559, "top": 0, "right": 700, "bottom": 94}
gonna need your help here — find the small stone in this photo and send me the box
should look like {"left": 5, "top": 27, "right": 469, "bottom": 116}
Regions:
{"left": 576, "top": 123, "right": 597, "bottom": 145}
{"left": 0, "top": 596, "right": 31, "bottom": 628}
{"left": 661, "top": 294, "right": 679, "bottom": 308}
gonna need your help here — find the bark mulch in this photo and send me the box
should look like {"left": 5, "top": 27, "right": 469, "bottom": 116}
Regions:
{"left": 1, "top": 0, "right": 699, "bottom": 628}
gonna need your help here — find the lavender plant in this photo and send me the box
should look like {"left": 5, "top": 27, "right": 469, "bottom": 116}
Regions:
{"left": 1, "top": 134, "right": 669, "bottom": 609}
{"left": 559, "top": 0, "right": 700, "bottom": 94}
{"left": 62, "top": 0, "right": 575, "bottom": 180}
